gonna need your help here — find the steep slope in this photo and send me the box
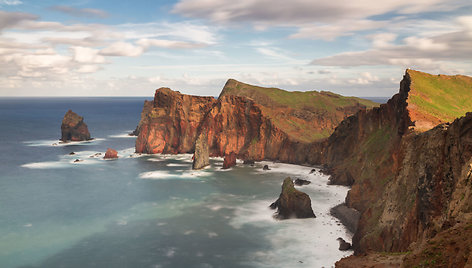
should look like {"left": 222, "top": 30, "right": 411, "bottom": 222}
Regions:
{"left": 135, "top": 80, "right": 377, "bottom": 160}
{"left": 135, "top": 88, "right": 216, "bottom": 154}
{"left": 220, "top": 79, "right": 378, "bottom": 142}
{"left": 322, "top": 70, "right": 472, "bottom": 267}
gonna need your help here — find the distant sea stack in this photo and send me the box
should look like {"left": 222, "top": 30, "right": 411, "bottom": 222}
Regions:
{"left": 104, "top": 148, "right": 118, "bottom": 159}
{"left": 60, "top": 110, "right": 91, "bottom": 142}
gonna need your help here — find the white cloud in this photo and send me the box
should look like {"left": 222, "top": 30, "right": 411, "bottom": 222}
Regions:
{"left": 51, "top": 5, "right": 108, "bottom": 18}
{"left": 137, "top": 38, "right": 207, "bottom": 49}
{"left": 71, "top": 46, "right": 105, "bottom": 63}
{"left": 0, "top": 0, "right": 22, "bottom": 6}
{"left": 100, "top": 42, "right": 144, "bottom": 56}
{"left": 311, "top": 16, "right": 472, "bottom": 73}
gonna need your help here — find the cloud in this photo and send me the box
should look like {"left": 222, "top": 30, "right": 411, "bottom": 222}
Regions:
{"left": 311, "top": 16, "right": 472, "bottom": 73}
{"left": 71, "top": 46, "right": 105, "bottom": 63}
{"left": 0, "top": 0, "right": 22, "bottom": 6}
{"left": 137, "top": 38, "right": 207, "bottom": 49}
{"left": 51, "top": 5, "right": 108, "bottom": 18}
{"left": 100, "top": 42, "right": 144, "bottom": 56}
{"left": 0, "top": 11, "right": 37, "bottom": 31}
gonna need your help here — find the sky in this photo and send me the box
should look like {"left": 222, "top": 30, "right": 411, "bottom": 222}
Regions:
{"left": 0, "top": 0, "right": 471, "bottom": 97}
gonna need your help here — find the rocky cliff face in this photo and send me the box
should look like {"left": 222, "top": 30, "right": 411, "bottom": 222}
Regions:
{"left": 325, "top": 70, "right": 472, "bottom": 267}
{"left": 135, "top": 88, "right": 216, "bottom": 154}
{"left": 60, "top": 110, "right": 91, "bottom": 142}
{"left": 135, "top": 80, "right": 376, "bottom": 163}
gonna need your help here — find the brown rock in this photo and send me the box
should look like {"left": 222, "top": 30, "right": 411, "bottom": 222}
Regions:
{"left": 104, "top": 148, "right": 118, "bottom": 159}
{"left": 192, "top": 133, "right": 209, "bottom": 170}
{"left": 294, "top": 178, "right": 311, "bottom": 186}
{"left": 222, "top": 152, "right": 236, "bottom": 169}
{"left": 270, "top": 177, "right": 316, "bottom": 219}
{"left": 60, "top": 110, "right": 91, "bottom": 142}
{"left": 337, "top": 238, "right": 352, "bottom": 251}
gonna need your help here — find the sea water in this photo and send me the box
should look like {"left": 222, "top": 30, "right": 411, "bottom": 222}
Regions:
{"left": 0, "top": 98, "right": 353, "bottom": 268}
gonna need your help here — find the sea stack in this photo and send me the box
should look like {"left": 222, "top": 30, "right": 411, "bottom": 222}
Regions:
{"left": 222, "top": 152, "right": 236, "bottom": 169}
{"left": 192, "top": 133, "right": 210, "bottom": 170}
{"left": 60, "top": 110, "right": 91, "bottom": 142}
{"left": 270, "top": 177, "right": 316, "bottom": 219}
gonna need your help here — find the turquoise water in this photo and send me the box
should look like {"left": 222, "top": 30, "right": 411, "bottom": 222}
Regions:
{"left": 0, "top": 98, "right": 352, "bottom": 268}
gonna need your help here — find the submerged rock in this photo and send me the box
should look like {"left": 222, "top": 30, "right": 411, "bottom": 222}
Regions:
{"left": 337, "top": 238, "right": 352, "bottom": 251}
{"left": 270, "top": 177, "right": 316, "bottom": 219}
{"left": 309, "top": 168, "right": 316, "bottom": 174}
{"left": 294, "top": 178, "right": 311, "bottom": 186}
{"left": 104, "top": 148, "right": 118, "bottom": 159}
{"left": 263, "top": 165, "right": 270, "bottom": 170}
{"left": 60, "top": 110, "right": 91, "bottom": 142}
{"left": 69, "top": 152, "right": 75, "bottom": 155}
{"left": 222, "top": 152, "right": 236, "bottom": 169}
{"left": 73, "top": 159, "right": 82, "bottom": 163}
{"left": 192, "top": 133, "right": 209, "bottom": 170}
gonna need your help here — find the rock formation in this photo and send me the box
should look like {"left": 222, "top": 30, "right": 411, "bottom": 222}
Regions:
{"left": 294, "top": 178, "right": 311, "bottom": 186}
{"left": 192, "top": 132, "right": 210, "bottom": 170}
{"left": 104, "top": 148, "right": 118, "bottom": 159}
{"left": 337, "top": 238, "right": 352, "bottom": 251}
{"left": 134, "top": 80, "right": 377, "bottom": 162}
{"left": 319, "top": 70, "right": 472, "bottom": 266}
{"left": 270, "top": 177, "right": 316, "bottom": 219}
{"left": 60, "top": 110, "right": 91, "bottom": 142}
{"left": 263, "top": 165, "right": 270, "bottom": 170}
{"left": 222, "top": 152, "right": 236, "bottom": 169}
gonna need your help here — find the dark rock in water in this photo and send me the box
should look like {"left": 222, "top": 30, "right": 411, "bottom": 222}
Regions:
{"left": 73, "top": 159, "right": 82, "bottom": 163}
{"left": 60, "top": 110, "right": 91, "bottom": 142}
{"left": 243, "top": 160, "right": 255, "bottom": 165}
{"left": 270, "top": 177, "right": 316, "bottom": 219}
{"left": 104, "top": 148, "right": 118, "bottom": 159}
{"left": 69, "top": 152, "right": 75, "bottom": 155}
{"left": 192, "top": 132, "right": 210, "bottom": 170}
{"left": 222, "top": 152, "right": 237, "bottom": 169}
{"left": 294, "top": 178, "right": 311, "bottom": 186}
{"left": 337, "top": 238, "right": 352, "bottom": 251}
{"left": 263, "top": 165, "right": 270, "bottom": 170}
{"left": 330, "top": 203, "right": 360, "bottom": 233}
{"left": 309, "top": 168, "right": 316, "bottom": 174}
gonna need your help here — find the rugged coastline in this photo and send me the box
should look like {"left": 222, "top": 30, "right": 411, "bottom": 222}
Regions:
{"left": 133, "top": 70, "right": 472, "bottom": 267}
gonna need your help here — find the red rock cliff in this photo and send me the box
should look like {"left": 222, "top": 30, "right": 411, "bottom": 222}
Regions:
{"left": 324, "top": 70, "right": 472, "bottom": 267}
{"left": 135, "top": 87, "right": 216, "bottom": 154}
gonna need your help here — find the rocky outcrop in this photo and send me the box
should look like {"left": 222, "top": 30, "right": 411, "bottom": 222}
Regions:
{"left": 134, "top": 81, "right": 376, "bottom": 163}
{"left": 192, "top": 132, "right": 210, "bottom": 170}
{"left": 222, "top": 152, "right": 236, "bottom": 169}
{"left": 294, "top": 178, "right": 311, "bottom": 186}
{"left": 337, "top": 238, "right": 352, "bottom": 251}
{"left": 60, "top": 110, "right": 91, "bottom": 142}
{"left": 330, "top": 204, "right": 360, "bottom": 234}
{"left": 321, "top": 70, "right": 472, "bottom": 267}
{"left": 104, "top": 148, "right": 118, "bottom": 159}
{"left": 135, "top": 88, "right": 216, "bottom": 154}
{"left": 270, "top": 177, "right": 316, "bottom": 219}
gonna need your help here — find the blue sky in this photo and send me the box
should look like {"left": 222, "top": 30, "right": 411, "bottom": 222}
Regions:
{"left": 0, "top": 0, "right": 471, "bottom": 97}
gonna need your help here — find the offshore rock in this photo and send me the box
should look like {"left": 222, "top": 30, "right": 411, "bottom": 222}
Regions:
{"left": 222, "top": 152, "right": 236, "bottom": 169}
{"left": 294, "top": 178, "right": 311, "bottom": 186}
{"left": 263, "top": 165, "right": 270, "bottom": 170}
{"left": 270, "top": 177, "right": 316, "bottom": 219}
{"left": 104, "top": 148, "right": 118, "bottom": 159}
{"left": 192, "top": 132, "right": 209, "bottom": 170}
{"left": 60, "top": 110, "right": 91, "bottom": 142}
{"left": 337, "top": 238, "right": 352, "bottom": 251}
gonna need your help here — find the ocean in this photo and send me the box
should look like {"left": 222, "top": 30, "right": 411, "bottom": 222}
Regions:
{"left": 0, "top": 98, "right": 352, "bottom": 268}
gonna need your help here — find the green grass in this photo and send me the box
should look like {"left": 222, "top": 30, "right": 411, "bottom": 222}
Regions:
{"left": 408, "top": 69, "right": 472, "bottom": 122}
{"left": 220, "top": 79, "right": 378, "bottom": 111}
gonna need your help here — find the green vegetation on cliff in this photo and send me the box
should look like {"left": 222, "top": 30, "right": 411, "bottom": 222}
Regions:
{"left": 219, "top": 79, "right": 378, "bottom": 142}
{"left": 220, "top": 79, "right": 378, "bottom": 111}
{"left": 408, "top": 69, "right": 472, "bottom": 123}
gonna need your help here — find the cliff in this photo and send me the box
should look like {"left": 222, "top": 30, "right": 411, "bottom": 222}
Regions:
{"left": 135, "top": 80, "right": 377, "bottom": 161}
{"left": 325, "top": 70, "right": 472, "bottom": 267}
{"left": 60, "top": 110, "right": 91, "bottom": 142}
{"left": 135, "top": 88, "right": 216, "bottom": 154}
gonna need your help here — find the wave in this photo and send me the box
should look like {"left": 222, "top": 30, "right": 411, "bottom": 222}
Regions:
{"left": 108, "top": 131, "right": 136, "bottom": 138}
{"left": 139, "top": 169, "right": 213, "bottom": 180}
{"left": 23, "top": 138, "right": 105, "bottom": 147}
